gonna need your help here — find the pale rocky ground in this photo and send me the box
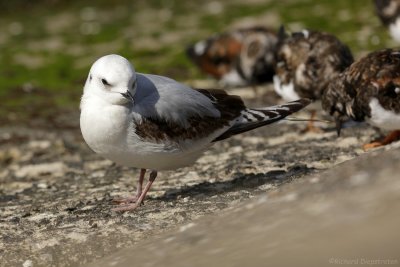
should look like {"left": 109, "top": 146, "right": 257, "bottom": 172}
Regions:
{"left": 2, "top": 86, "right": 398, "bottom": 267}
{"left": 87, "top": 142, "right": 400, "bottom": 267}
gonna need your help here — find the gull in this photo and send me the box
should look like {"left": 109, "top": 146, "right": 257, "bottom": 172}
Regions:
{"left": 80, "top": 54, "right": 310, "bottom": 212}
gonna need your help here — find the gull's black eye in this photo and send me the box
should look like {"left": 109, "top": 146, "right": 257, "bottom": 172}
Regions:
{"left": 101, "top": 78, "right": 110, "bottom": 86}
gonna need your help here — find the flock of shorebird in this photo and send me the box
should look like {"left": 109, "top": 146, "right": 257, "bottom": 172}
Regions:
{"left": 187, "top": 0, "right": 400, "bottom": 150}
{"left": 80, "top": 0, "right": 400, "bottom": 211}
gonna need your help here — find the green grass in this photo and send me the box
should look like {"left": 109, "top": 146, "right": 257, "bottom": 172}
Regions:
{"left": 0, "top": 0, "right": 395, "bottom": 124}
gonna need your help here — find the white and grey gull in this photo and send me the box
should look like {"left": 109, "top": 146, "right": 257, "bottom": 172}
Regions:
{"left": 80, "top": 54, "right": 310, "bottom": 212}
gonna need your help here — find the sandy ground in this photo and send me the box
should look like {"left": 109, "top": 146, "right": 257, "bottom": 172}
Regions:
{"left": 0, "top": 86, "right": 396, "bottom": 267}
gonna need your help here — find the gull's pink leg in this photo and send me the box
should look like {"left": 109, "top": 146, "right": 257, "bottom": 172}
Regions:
{"left": 112, "top": 168, "right": 146, "bottom": 204}
{"left": 113, "top": 171, "right": 158, "bottom": 212}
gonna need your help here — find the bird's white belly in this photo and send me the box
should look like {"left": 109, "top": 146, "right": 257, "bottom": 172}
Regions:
{"left": 366, "top": 98, "right": 400, "bottom": 130}
{"left": 221, "top": 69, "right": 247, "bottom": 87}
{"left": 273, "top": 75, "right": 301, "bottom": 102}
{"left": 389, "top": 18, "right": 400, "bottom": 43}
{"left": 104, "top": 144, "right": 210, "bottom": 171}
{"left": 115, "top": 128, "right": 225, "bottom": 170}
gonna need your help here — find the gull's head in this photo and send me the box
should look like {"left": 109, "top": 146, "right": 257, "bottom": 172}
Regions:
{"left": 83, "top": 54, "right": 137, "bottom": 105}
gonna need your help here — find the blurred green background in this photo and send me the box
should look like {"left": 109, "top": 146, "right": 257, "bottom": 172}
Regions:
{"left": 0, "top": 0, "right": 396, "bottom": 125}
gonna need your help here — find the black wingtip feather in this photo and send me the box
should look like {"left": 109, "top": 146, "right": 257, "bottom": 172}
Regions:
{"left": 293, "top": 98, "right": 312, "bottom": 108}
{"left": 214, "top": 98, "right": 311, "bottom": 142}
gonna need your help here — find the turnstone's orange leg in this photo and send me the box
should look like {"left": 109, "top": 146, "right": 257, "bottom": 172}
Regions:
{"left": 113, "top": 171, "right": 158, "bottom": 212}
{"left": 112, "top": 168, "right": 146, "bottom": 204}
{"left": 363, "top": 130, "right": 400, "bottom": 151}
{"left": 302, "top": 110, "right": 323, "bottom": 133}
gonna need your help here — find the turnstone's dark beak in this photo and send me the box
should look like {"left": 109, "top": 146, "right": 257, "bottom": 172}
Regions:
{"left": 335, "top": 119, "right": 342, "bottom": 137}
{"left": 186, "top": 43, "right": 203, "bottom": 64}
{"left": 121, "top": 90, "right": 134, "bottom": 103}
{"left": 277, "top": 25, "right": 288, "bottom": 44}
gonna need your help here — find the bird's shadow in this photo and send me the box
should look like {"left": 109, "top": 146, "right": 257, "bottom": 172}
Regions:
{"left": 156, "top": 164, "right": 315, "bottom": 201}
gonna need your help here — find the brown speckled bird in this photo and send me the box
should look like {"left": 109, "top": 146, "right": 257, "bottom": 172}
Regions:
{"left": 374, "top": 0, "right": 400, "bottom": 42}
{"left": 186, "top": 26, "right": 278, "bottom": 87}
{"left": 322, "top": 48, "right": 400, "bottom": 150}
{"left": 274, "top": 28, "right": 354, "bottom": 101}
{"left": 273, "top": 28, "right": 354, "bottom": 131}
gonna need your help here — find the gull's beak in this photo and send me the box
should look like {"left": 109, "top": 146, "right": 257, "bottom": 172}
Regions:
{"left": 121, "top": 90, "right": 134, "bottom": 103}
{"left": 335, "top": 119, "right": 342, "bottom": 137}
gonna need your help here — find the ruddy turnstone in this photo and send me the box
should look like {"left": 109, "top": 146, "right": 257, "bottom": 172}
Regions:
{"left": 273, "top": 28, "right": 354, "bottom": 131}
{"left": 374, "top": 0, "right": 400, "bottom": 42}
{"left": 186, "top": 26, "right": 278, "bottom": 87}
{"left": 80, "top": 54, "right": 310, "bottom": 212}
{"left": 322, "top": 48, "right": 400, "bottom": 150}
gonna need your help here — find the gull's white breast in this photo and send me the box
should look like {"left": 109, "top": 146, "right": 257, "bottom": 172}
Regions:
{"left": 80, "top": 96, "right": 131, "bottom": 157}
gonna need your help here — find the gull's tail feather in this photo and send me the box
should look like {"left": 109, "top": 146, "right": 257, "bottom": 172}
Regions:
{"left": 214, "top": 99, "right": 311, "bottom": 141}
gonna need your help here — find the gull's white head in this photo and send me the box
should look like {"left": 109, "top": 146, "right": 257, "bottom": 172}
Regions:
{"left": 83, "top": 54, "right": 137, "bottom": 105}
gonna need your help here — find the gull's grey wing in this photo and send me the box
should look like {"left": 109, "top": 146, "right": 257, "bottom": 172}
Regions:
{"left": 132, "top": 73, "right": 221, "bottom": 128}
{"left": 132, "top": 76, "right": 246, "bottom": 143}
